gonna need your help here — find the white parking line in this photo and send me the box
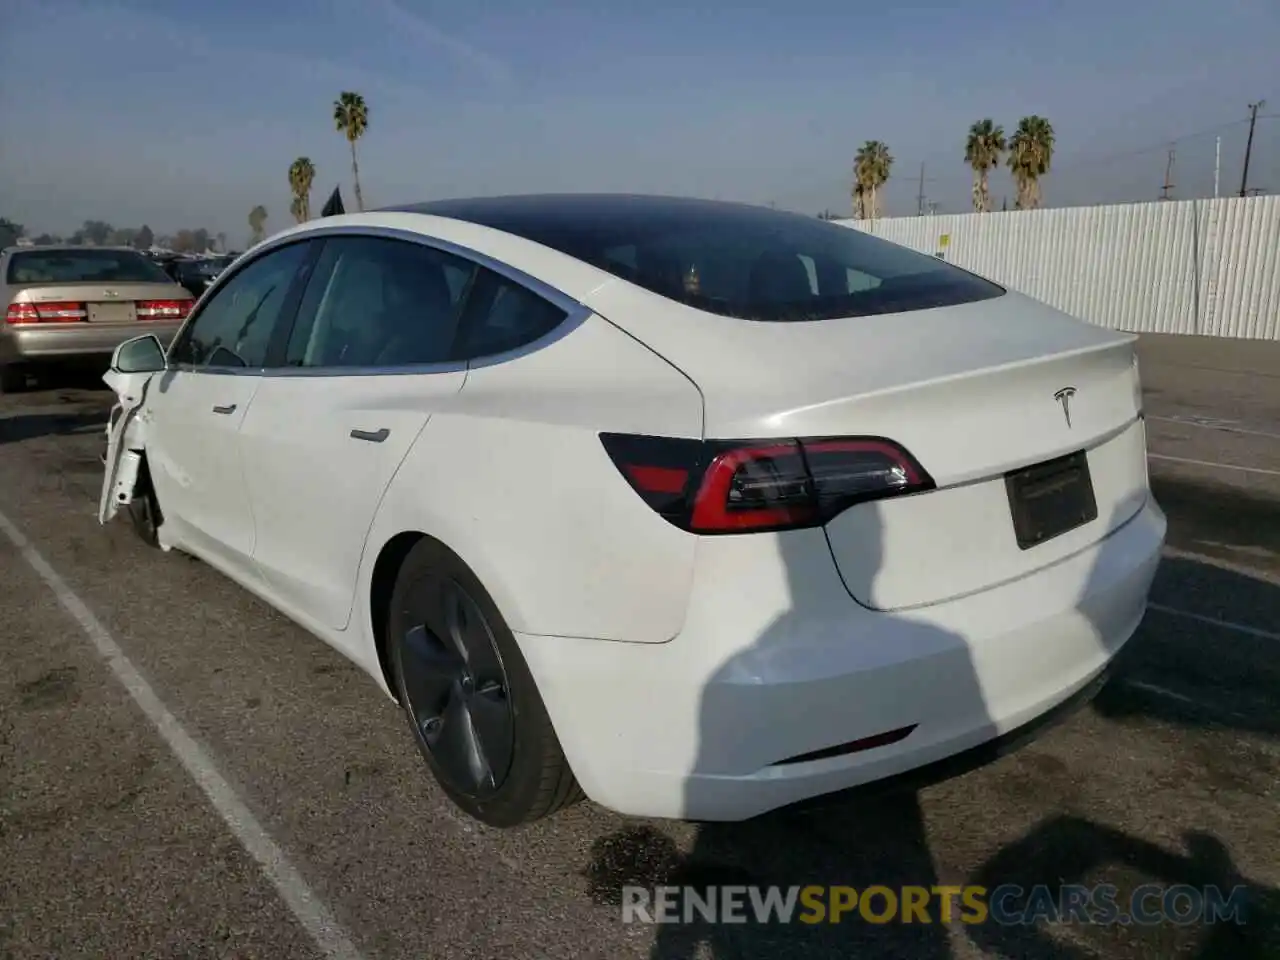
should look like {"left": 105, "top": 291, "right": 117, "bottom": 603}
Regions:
{"left": 1148, "top": 415, "right": 1280, "bottom": 441}
{"left": 1147, "top": 602, "right": 1280, "bottom": 642}
{"left": 1118, "top": 680, "right": 1257, "bottom": 724}
{"left": 0, "top": 509, "right": 367, "bottom": 960}
{"left": 1147, "top": 453, "right": 1280, "bottom": 477}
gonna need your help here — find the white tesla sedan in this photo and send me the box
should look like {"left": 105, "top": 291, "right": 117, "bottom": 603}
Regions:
{"left": 100, "top": 195, "right": 1166, "bottom": 827}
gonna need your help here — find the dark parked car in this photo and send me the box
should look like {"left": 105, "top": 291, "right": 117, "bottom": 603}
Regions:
{"left": 172, "top": 257, "right": 235, "bottom": 297}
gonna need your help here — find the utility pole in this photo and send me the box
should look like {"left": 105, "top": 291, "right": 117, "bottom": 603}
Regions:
{"left": 1214, "top": 136, "right": 1221, "bottom": 198}
{"left": 1240, "top": 100, "right": 1266, "bottom": 197}
{"left": 916, "top": 162, "right": 926, "bottom": 216}
{"left": 1159, "top": 144, "right": 1176, "bottom": 200}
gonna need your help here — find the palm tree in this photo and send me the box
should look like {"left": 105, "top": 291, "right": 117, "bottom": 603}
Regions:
{"left": 248, "top": 205, "right": 268, "bottom": 247}
{"left": 288, "top": 157, "right": 316, "bottom": 222}
{"left": 854, "top": 141, "right": 893, "bottom": 220}
{"left": 965, "top": 119, "right": 1006, "bottom": 213}
{"left": 332, "top": 91, "right": 369, "bottom": 212}
{"left": 1007, "top": 115, "right": 1055, "bottom": 210}
{"left": 851, "top": 181, "right": 867, "bottom": 220}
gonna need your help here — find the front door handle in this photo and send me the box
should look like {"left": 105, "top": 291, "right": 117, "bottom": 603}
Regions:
{"left": 350, "top": 427, "right": 390, "bottom": 443}
{"left": 212, "top": 404, "right": 237, "bottom": 415}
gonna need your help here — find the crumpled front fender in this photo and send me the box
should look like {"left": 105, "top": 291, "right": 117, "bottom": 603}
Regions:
{"left": 99, "top": 372, "right": 157, "bottom": 525}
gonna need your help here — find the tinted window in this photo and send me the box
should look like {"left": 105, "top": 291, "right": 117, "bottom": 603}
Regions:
{"left": 6, "top": 248, "right": 173, "bottom": 284}
{"left": 283, "top": 236, "right": 475, "bottom": 368}
{"left": 180, "top": 259, "right": 227, "bottom": 279}
{"left": 171, "top": 242, "right": 312, "bottom": 368}
{"left": 407, "top": 195, "right": 1004, "bottom": 322}
{"left": 456, "top": 270, "right": 568, "bottom": 359}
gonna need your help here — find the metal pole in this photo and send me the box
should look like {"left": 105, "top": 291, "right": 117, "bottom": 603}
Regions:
{"left": 1214, "top": 136, "right": 1221, "bottom": 198}
{"left": 1239, "top": 100, "right": 1265, "bottom": 198}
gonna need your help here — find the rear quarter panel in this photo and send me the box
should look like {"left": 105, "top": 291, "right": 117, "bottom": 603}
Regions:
{"left": 359, "top": 312, "right": 705, "bottom": 645}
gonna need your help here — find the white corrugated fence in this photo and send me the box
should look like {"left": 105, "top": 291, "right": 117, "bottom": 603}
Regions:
{"left": 839, "top": 195, "right": 1280, "bottom": 340}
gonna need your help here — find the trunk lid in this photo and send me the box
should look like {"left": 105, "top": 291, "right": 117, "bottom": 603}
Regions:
{"left": 588, "top": 283, "right": 1149, "bottom": 609}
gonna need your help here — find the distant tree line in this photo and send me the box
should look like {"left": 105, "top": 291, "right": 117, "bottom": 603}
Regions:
{"left": 0, "top": 218, "right": 228, "bottom": 253}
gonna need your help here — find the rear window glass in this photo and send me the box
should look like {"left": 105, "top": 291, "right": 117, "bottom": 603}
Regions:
{"left": 411, "top": 196, "right": 1005, "bottom": 322}
{"left": 181, "top": 259, "right": 229, "bottom": 277}
{"left": 6, "top": 249, "right": 173, "bottom": 285}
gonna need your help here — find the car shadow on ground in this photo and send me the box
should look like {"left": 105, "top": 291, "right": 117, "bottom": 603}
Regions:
{"left": 965, "top": 817, "right": 1280, "bottom": 960}
{"left": 967, "top": 555, "right": 1280, "bottom": 959}
{"left": 7, "top": 363, "right": 112, "bottom": 394}
{"left": 0, "top": 364, "right": 113, "bottom": 445}
{"left": 1150, "top": 474, "right": 1280, "bottom": 575}
{"left": 581, "top": 501, "right": 1278, "bottom": 959}
{"left": 1095, "top": 557, "right": 1280, "bottom": 738}
{"left": 0, "top": 410, "right": 107, "bottom": 446}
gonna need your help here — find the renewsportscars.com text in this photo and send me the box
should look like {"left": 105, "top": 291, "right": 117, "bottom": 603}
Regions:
{"left": 621, "top": 883, "right": 1251, "bottom": 927}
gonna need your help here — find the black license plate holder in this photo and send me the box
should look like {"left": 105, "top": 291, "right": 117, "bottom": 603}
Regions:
{"left": 1005, "top": 451, "right": 1098, "bottom": 550}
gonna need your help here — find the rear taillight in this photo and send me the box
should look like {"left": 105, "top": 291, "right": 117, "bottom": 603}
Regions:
{"left": 136, "top": 299, "right": 192, "bottom": 320}
{"left": 600, "top": 433, "right": 934, "bottom": 534}
{"left": 4, "top": 301, "right": 87, "bottom": 324}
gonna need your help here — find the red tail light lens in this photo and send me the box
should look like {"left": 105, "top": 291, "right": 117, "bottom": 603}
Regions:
{"left": 600, "top": 433, "right": 934, "bottom": 534}
{"left": 5, "top": 301, "right": 87, "bottom": 324}
{"left": 4, "top": 303, "right": 38, "bottom": 324}
{"left": 691, "top": 441, "right": 815, "bottom": 531}
{"left": 136, "top": 299, "right": 192, "bottom": 320}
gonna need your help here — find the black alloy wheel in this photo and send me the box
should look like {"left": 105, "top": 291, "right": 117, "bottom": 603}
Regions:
{"left": 387, "top": 538, "right": 582, "bottom": 827}
{"left": 398, "top": 574, "right": 516, "bottom": 798}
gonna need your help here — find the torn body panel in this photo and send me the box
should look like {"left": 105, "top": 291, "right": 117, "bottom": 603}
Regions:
{"left": 99, "top": 370, "right": 157, "bottom": 524}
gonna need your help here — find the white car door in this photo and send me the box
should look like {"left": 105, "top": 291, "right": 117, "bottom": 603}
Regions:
{"left": 238, "top": 234, "right": 473, "bottom": 631}
{"left": 141, "top": 240, "right": 317, "bottom": 573}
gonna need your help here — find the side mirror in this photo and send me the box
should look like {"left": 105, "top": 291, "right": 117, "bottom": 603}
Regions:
{"left": 110, "top": 335, "right": 167, "bottom": 374}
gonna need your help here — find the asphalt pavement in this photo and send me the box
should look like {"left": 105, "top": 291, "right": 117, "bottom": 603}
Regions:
{"left": 1, "top": 334, "right": 1277, "bottom": 960}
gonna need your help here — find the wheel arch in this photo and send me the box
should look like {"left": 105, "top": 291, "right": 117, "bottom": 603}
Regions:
{"left": 368, "top": 530, "right": 423, "bottom": 702}
{"left": 365, "top": 527, "right": 531, "bottom": 704}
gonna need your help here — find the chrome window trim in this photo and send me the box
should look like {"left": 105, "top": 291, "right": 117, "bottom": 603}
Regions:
{"left": 168, "top": 223, "right": 591, "bottom": 379}
{"left": 264, "top": 358, "right": 473, "bottom": 378}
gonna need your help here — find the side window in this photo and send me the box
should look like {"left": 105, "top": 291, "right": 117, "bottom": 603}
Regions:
{"left": 284, "top": 236, "right": 475, "bottom": 368}
{"left": 846, "top": 268, "right": 883, "bottom": 293}
{"left": 456, "top": 271, "right": 568, "bottom": 360}
{"left": 170, "top": 242, "right": 311, "bottom": 368}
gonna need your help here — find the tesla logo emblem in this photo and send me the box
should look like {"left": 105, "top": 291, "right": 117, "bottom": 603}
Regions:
{"left": 1054, "top": 387, "right": 1077, "bottom": 428}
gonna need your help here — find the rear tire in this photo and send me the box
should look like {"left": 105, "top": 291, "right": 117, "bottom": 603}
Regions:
{"left": 387, "top": 538, "right": 582, "bottom": 827}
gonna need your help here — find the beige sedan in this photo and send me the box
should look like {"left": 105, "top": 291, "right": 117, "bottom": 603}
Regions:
{"left": 0, "top": 245, "right": 195, "bottom": 392}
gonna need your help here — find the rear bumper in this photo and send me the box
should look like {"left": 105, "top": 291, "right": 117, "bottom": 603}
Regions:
{"left": 518, "top": 496, "right": 1167, "bottom": 821}
{"left": 0, "top": 322, "right": 183, "bottom": 364}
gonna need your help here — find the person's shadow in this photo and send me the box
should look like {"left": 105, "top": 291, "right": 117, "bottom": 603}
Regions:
{"left": 584, "top": 471, "right": 1168, "bottom": 958}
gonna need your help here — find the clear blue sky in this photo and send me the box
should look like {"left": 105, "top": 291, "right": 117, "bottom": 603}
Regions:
{"left": 1, "top": 0, "right": 1276, "bottom": 244}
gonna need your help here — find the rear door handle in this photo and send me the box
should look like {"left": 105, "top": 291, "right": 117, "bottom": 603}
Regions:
{"left": 350, "top": 427, "right": 390, "bottom": 443}
{"left": 212, "top": 404, "right": 237, "bottom": 415}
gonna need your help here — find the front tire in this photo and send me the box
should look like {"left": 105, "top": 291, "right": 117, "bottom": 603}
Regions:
{"left": 126, "top": 461, "right": 162, "bottom": 548}
{"left": 387, "top": 538, "right": 582, "bottom": 827}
